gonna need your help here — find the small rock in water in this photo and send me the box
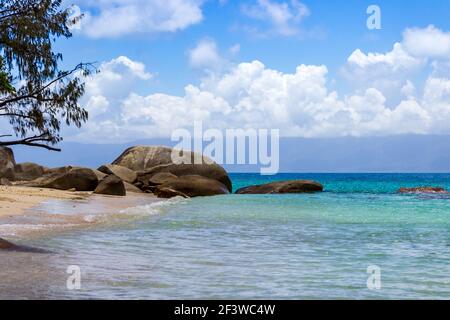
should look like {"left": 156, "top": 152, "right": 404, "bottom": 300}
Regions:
{"left": 398, "top": 186, "right": 448, "bottom": 194}
{"left": 236, "top": 180, "right": 324, "bottom": 194}
{"left": 0, "top": 238, "right": 51, "bottom": 253}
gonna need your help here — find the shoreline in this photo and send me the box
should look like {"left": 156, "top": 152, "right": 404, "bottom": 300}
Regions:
{"left": 0, "top": 186, "right": 159, "bottom": 241}
{"left": 0, "top": 185, "right": 90, "bottom": 218}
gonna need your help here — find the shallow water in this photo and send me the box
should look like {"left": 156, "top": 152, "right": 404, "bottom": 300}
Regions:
{"left": 1, "top": 173, "right": 449, "bottom": 299}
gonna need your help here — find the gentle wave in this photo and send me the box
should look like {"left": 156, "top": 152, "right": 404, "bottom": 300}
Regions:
{"left": 119, "top": 196, "right": 189, "bottom": 217}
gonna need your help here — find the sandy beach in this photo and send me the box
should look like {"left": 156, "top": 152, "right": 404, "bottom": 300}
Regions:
{"left": 0, "top": 186, "right": 158, "bottom": 239}
{"left": 0, "top": 186, "right": 90, "bottom": 218}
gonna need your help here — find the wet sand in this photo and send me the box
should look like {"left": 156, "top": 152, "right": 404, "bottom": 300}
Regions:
{"left": 0, "top": 186, "right": 159, "bottom": 240}
{"left": 0, "top": 186, "right": 90, "bottom": 217}
{"left": 0, "top": 186, "right": 162, "bottom": 299}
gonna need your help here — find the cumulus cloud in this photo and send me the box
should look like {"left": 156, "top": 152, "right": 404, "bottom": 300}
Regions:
{"left": 342, "top": 43, "right": 424, "bottom": 94}
{"left": 72, "top": 0, "right": 204, "bottom": 38}
{"left": 403, "top": 25, "right": 450, "bottom": 58}
{"left": 68, "top": 55, "right": 450, "bottom": 143}
{"left": 241, "top": 0, "right": 310, "bottom": 37}
{"left": 188, "top": 39, "right": 223, "bottom": 70}
{"left": 345, "top": 25, "right": 450, "bottom": 77}
{"left": 342, "top": 25, "right": 450, "bottom": 99}
{"left": 65, "top": 26, "right": 450, "bottom": 142}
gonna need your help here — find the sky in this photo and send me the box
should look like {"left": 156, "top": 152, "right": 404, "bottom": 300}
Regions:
{"left": 47, "top": 0, "right": 450, "bottom": 144}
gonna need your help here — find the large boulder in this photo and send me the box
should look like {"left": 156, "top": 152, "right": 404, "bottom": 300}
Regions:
{"left": 14, "top": 162, "right": 46, "bottom": 181}
{"left": 0, "top": 147, "right": 16, "bottom": 180}
{"left": 113, "top": 146, "right": 232, "bottom": 192}
{"left": 147, "top": 172, "right": 178, "bottom": 186}
{"left": 28, "top": 167, "right": 99, "bottom": 191}
{"left": 94, "top": 174, "right": 126, "bottom": 196}
{"left": 112, "top": 146, "right": 176, "bottom": 171}
{"left": 398, "top": 186, "right": 448, "bottom": 194}
{"left": 124, "top": 181, "right": 144, "bottom": 193}
{"left": 93, "top": 169, "right": 107, "bottom": 181}
{"left": 154, "top": 175, "right": 230, "bottom": 198}
{"left": 236, "top": 180, "right": 324, "bottom": 194}
{"left": 97, "top": 164, "right": 137, "bottom": 184}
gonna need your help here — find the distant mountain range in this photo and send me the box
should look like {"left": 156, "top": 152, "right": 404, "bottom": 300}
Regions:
{"left": 11, "top": 135, "right": 450, "bottom": 173}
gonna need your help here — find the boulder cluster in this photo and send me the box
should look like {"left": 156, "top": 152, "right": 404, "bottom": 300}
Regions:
{"left": 1, "top": 144, "right": 329, "bottom": 198}
{"left": 0, "top": 145, "right": 232, "bottom": 198}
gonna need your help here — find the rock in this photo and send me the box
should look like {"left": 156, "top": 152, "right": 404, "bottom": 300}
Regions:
{"left": 148, "top": 172, "right": 178, "bottom": 186}
{"left": 93, "top": 169, "right": 107, "bottom": 181}
{"left": 94, "top": 174, "right": 126, "bottom": 196}
{"left": 113, "top": 146, "right": 232, "bottom": 192}
{"left": 43, "top": 166, "right": 73, "bottom": 176}
{"left": 0, "top": 177, "right": 12, "bottom": 186}
{"left": 35, "top": 167, "right": 99, "bottom": 191}
{"left": 14, "top": 162, "right": 46, "bottom": 181}
{"left": 0, "top": 147, "right": 16, "bottom": 180}
{"left": 97, "top": 164, "right": 137, "bottom": 184}
{"left": 398, "top": 186, "right": 448, "bottom": 194}
{"left": 0, "top": 237, "right": 51, "bottom": 253}
{"left": 124, "top": 181, "right": 144, "bottom": 193}
{"left": 154, "top": 175, "right": 229, "bottom": 198}
{"left": 236, "top": 180, "right": 324, "bottom": 194}
{"left": 112, "top": 146, "right": 176, "bottom": 171}
{"left": 153, "top": 187, "right": 189, "bottom": 198}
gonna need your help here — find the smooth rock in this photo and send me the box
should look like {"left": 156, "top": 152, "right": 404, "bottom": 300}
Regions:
{"left": 14, "top": 162, "right": 46, "bottom": 181}
{"left": 97, "top": 164, "right": 137, "bottom": 184}
{"left": 148, "top": 172, "right": 178, "bottom": 186}
{"left": 0, "top": 237, "right": 51, "bottom": 253}
{"left": 32, "top": 167, "right": 99, "bottom": 191}
{"left": 0, "top": 177, "right": 12, "bottom": 186}
{"left": 236, "top": 180, "right": 324, "bottom": 194}
{"left": 0, "top": 147, "right": 16, "bottom": 180}
{"left": 113, "top": 146, "right": 232, "bottom": 192}
{"left": 154, "top": 175, "right": 229, "bottom": 198}
{"left": 124, "top": 181, "right": 144, "bottom": 193}
{"left": 94, "top": 174, "right": 126, "bottom": 196}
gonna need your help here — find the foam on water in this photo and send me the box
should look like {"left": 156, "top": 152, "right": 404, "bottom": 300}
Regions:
{"left": 120, "top": 196, "right": 189, "bottom": 217}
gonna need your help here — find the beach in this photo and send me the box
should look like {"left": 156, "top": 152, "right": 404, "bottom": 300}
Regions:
{"left": 0, "top": 186, "right": 90, "bottom": 218}
{"left": 0, "top": 185, "right": 159, "bottom": 240}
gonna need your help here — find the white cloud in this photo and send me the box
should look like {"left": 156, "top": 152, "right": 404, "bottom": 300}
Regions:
{"left": 344, "top": 26, "right": 450, "bottom": 82}
{"left": 68, "top": 26, "right": 450, "bottom": 142}
{"left": 68, "top": 56, "right": 450, "bottom": 143}
{"left": 229, "top": 44, "right": 241, "bottom": 56}
{"left": 342, "top": 25, "right": 450, "bottom": 99}
{"left": 403, "top": 25, "right": 450, "bottom": 58}
{"left": 401, "top": 80, "right": 416, "bottom": 99}
{"left": 73, "top": 0, "right": 204, "bottom": 38}
{"left": 342, "top": 43, "right": 424, "bottom": 97}
{"left": 241, "top": 0, "right": 310, "bottom": 36}
{"left": 188, "top": 39, "right": 223, "bottom": 70}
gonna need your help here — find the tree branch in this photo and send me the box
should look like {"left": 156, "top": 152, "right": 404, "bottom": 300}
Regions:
{"left": 0, "top": 133, "right": 61, "bottom": 151}
{"left": 0, "top": 62, "right": 94, "bottom": 109}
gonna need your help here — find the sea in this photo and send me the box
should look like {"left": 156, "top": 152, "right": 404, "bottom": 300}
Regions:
{"left": 0, "top": 173, "right": 449, "bottom": 299}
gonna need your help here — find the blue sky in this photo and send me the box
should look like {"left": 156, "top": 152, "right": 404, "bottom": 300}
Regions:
{"left": 60, "top": 0, "right": 450, "bottom": 95}
{"left": 52, "top": 0, "right": 450, "bottom": 143}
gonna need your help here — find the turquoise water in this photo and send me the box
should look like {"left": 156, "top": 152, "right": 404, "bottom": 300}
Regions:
{"left": 1, "top": 173, "right": 450, "bottom": 299}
